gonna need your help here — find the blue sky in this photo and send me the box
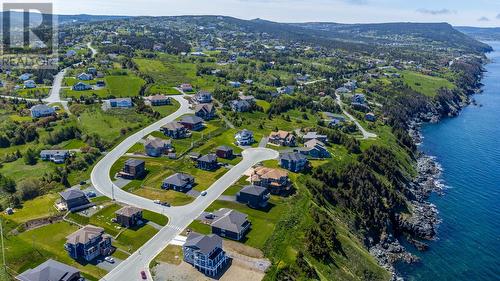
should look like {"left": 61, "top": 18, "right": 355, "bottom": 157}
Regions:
{"left": 53, "top": 0, "right": 500, "bottom": 27}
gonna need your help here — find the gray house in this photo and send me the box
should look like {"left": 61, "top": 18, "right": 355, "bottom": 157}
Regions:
{"left": 210, "top": 208, "right": 251, "bottom": 241}
{"left": 16, "top": 259, "right": 81, "bottom": 281}
{"left": 59, "top": 189, "right": 93, "bottom": 212}
{"left": 196, "top": 154, "right": 218, "bottom": 171}
{"left": 301, "top": 139, "right": 331, "bottom": 158}
{"left": 144, "top": 136, "right": 172, "bottom": 157}
{"left": 279, "top": 152, "right": 309, "bottom": 172}
{"left": 236, "top": 185, "right": 270, "bottom": 209}
{"left": 162, "top": 173, "right": 195, "bottom": 191}
{"left": 40, "top": 150, "right": 70, "bottom": 164}
{"left": 161, "top": 121, "right": 188, "bottom": 139}
{"left": 115, "top": 206, "right": 143, "bottom": 227}
{"left": 30, "top": 104, "right": 55, "bottom": 118}
{"left": 183, "top": 232, "right": 229, "bottom": 277}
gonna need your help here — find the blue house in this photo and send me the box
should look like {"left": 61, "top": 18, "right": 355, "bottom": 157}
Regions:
{"left": 109, "top": 98, "right": 132, "bottom": 108}
{"left": 65, "top": 225, "right": 113, "bottom": 262}
{"left": 237, "top": 185, "right": 270, "bottom": 209}
{"left": 77, "top": 73, "right": 93, "bottom": 81}
{"left": 183, "top": 232, "right": 229, "bottom": 277}
{"left": 195, "top": 91, "right": 212, "bottom": 104}
{"left": 72, "top": 82, "right": 92, "bottom": 91}
{"left": 279, "top": 152, "right": 309, "bottom": 172}
{"left": 30, "top": 104, "right": 55, "bottom": 118}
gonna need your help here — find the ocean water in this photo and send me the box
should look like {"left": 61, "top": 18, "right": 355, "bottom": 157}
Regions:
{"left": 398, "top": 42, "right": 500, "bottom": 280}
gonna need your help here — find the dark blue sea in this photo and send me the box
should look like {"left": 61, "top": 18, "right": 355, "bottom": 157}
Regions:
{"left": 398, "top": 42, "right": 500, "bottom": 280}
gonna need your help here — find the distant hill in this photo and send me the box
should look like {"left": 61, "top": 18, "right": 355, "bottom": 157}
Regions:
{"left": 293, "top": 22, "right": 492, "bottom": 53}
{"left": 455, "top": 26, "right": 500, "bottom": 41}
{"left": 0, "top": 11, "right": 129, "bottom": 26}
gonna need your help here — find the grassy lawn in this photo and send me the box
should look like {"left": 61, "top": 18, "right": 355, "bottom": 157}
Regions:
{"left": 152, "top": 245, "right": 183, "bottom": 265}
{"left": 105, "top": 75, "right": 145, "bottom": 97}
{"left": 78, "top": 105, "right": 153, "bottom": 143}
{"left": 400, "top": 70, "right": 455, "bottom": 97}
{"left": 133, "top": 187, "right": 194, "bottom": 206}
{"left": 134, "top": 55, "right": 218, "bottom": 92}
{"left": 143, "top": 209, "right": 168, "bottom": 226}
{"left": 4, "top": 221, "right": 107, "bottom": 279}
{"left": 14, "top": 88, "right": 50, "bottom": 99}
{"left": 68, "top": 204, "right": 163, "bottom": 253}
{"left": 222, "top": 177, "right": 248, "bottom": 196}
{"left": 1, "top": 193, "right": 60, "bottom": 224}
{"left": 0, "top": 158, "right": 57, "bottom": 182}
{"left": 188, "top": 197, "right": 289, "bottom": 250}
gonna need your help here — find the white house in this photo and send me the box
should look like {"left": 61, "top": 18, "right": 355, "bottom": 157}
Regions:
{"left": 24, "top": 80, "right": 37, "bottom": 89}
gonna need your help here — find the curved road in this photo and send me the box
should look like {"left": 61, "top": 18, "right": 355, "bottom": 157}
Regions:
{"left": 335, "top": 94, "right": 377, "bottom": 139}
{"left": 91, "top": 95, "right": 278, "bottom": 280}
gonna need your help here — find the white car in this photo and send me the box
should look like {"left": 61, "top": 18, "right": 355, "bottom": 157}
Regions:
{"left": 153, "top": 199, "right": 161, "bottom": 204}
{"left": 104, "top": 257, "right": 115, "bottom": 263}
{"left": 201, "top": 191, "right": 207, "bottom": 196}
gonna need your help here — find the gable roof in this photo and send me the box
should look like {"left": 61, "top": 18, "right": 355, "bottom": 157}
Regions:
{"left": 16, "top": 259, "right": 80, "bottom": 281}
{"left": 30, "top": 104, "right": 53, "bottom": 112}
{"left": 194, "top": 103, "right": 214, "bottom": 114}
{"left": 184, "top": 232, "right": 222, "bottom": 256}
{"left": 66, "top": 225, "right": 105, "bottom": 245}
{"left": 211, "top": 208, "right": 249, "bottom": 233}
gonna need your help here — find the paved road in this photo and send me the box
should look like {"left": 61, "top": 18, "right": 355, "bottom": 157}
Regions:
{"left": 90, "top": 94, "right": 279, "bottom": 280}
{"left": 87, "top": 42, "right": 98, "bottom": 58}
{"left": 335, "top": 94, "right": 377, "bottom": 139}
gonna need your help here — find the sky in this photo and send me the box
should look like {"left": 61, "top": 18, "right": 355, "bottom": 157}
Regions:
{"left": 49, "top": 0, "right": 500, "bottom": 27}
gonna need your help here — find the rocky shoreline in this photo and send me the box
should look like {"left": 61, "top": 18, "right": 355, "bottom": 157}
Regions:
{"left": 370, "top": 89, "right": 481, "bottom": 280}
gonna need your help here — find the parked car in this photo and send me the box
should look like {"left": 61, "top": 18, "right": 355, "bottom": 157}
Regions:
{"left": 160, "top": 201, "right": 170, "bottom": 207}
{"left": 141, "top": 271, "right": 147, "bottom": 280}
{"left": 86, "top": 191, "right": 96, "bottom": 198}
{"left": 153, "top": 199, "right": 161, "bottom": 204}
{"left": 201, "top": 191, "right": 207, "bottom": 196}
{"left": 104, "top": 257, "right": 115, "bottom": 263}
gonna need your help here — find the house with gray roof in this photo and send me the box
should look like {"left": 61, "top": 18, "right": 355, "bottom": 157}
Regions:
{"left": 210, "top": 208, "right": 251, "bottom": 241}
{"left": 162, "top": 173, "right": 195, "bottom": 192}
{"left": 30, "top": 104, "right": 55, "bottom": 118}
{"left": 59, "top": 189, "right": 93, "bottom": 212}
{"left": 64, "top": 225, "right": 113, "bottom": 262}
{"left": 194, "top": 91, "right": 212, "bottom": 104}
{"left": 236, "top": 185, "right": 270, "bottom": 209}
{"left": 40, "top": 150, "right": 69, "bottom": 164}
{"left": 194, "top": 103, "right": 216, "bottom": 120}
{"left": 72, "top": 82, "right": 92, "bottom": 91}
{"left": 196, "top": 154, "right": 218, "bottom": 171}
{"left": 115, "top": 206, "right": 143, "bottom": 227}
{"left": 183, "top": 232, "right": 229, "bottom": 277}
{"left": 279, "top": 152, "right": 309, "bottom": 172}
{"left": 301, "top": 139, "right": 331, "bottom": 159}
{"left": 16, "top": 259, "right": 81, "bottom": 281}
{"left": 144, "top": 136, "right": 172, "bottom": 157}
{"left": 180, "top": 115, "right": 204, "bottom": 131}
{"left": 161, "top": 121, "right": 188, "bottom": 139}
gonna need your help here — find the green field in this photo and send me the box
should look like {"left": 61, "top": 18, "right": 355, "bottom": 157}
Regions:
{"left": 4, "top": 221, "right": 107, "bottom": 279}
{"left": 188, "top": 197, "right": 289, "bottom": 250}
{"left": 105, "top": 75, "right": 145, "bottom": 97}
{"left": 134, "top": 55, "right": 218, "bottom": 93}
{"left": 400, "top": 70, "right": 455, "bottom": 97}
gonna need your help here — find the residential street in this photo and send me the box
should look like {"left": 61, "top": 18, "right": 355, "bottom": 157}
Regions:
{"left": 335, "top": 94, "right": 377, "bottom": 139}
{"left": 90, "top": 95, "right": 279, "bottom": 281}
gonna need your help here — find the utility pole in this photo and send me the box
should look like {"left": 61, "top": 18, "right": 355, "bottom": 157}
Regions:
{"left": 111, "top": 183, "right": 115, "bottom": 201}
